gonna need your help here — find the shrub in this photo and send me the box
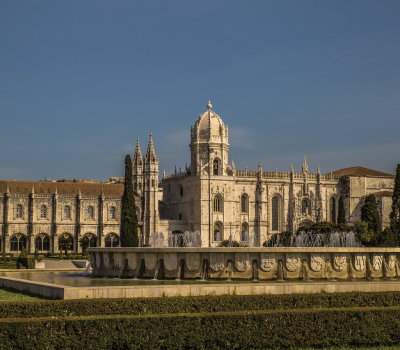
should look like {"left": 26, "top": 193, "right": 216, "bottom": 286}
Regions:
{"left": 59, "top": 250, "right": 63, "bottom": 260}
{"left": 1, "top": 307, "right": 400, "bottom": 349}
{"left": 219, "top": 240, "right": 240, "bottom": 247}
{"left": 19, "top": 247, "right": 27, "bottom": 259}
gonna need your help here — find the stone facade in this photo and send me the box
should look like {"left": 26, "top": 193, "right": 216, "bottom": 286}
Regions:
{"left": 158, "top": 102, "right": 395, "bottom": 247}
{"left": 0, "top": 102, "right": 395, "bottom": 252}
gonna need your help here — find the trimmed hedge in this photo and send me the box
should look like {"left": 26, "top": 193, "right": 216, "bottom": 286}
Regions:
{"left": 2, "top": 291, "right": 400, "bottom": 319}
{"left": 1, "top": 307, "right": 400, "bottom": 349}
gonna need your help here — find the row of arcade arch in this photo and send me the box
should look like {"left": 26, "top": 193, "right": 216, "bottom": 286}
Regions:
{"left": 3, "top": 233, "right": 120, "bottom": 252}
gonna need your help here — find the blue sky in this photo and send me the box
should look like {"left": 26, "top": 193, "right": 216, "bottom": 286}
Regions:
{"left": 1, "top": 1, "right": 399, "bottom": 181}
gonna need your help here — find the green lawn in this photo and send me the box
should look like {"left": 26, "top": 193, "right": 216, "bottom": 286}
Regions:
{"left": 0, "top": 288, "right": 50, "bottom": 301}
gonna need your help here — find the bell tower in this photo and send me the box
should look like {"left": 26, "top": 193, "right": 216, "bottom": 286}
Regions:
{"left": 189, "top": 101, "right": 230, "bottom": 176}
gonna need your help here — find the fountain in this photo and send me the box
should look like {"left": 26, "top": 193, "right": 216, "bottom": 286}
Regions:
{"left": 80, "top": 228, "right": 400, "bottom": 287}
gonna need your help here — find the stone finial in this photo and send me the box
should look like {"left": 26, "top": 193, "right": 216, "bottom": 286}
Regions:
{"left": 133, "top": 137, "right": 142, "bottom": 165}
{"left": 101, "top": 188, "right": 105, "bottom": 196}
{"left": 174, "top": 165, "right": 177, "bottom": 175}
{"left": 145, "top": 133, "right": 156, "bottom": 162}
{"left": 302, "top": 155, "right": 308, "bottom": 174}
{"left": 290, "top": 163, "right": 294, "bottom": 173}
{"left": 55, "top": 187, "right": 58, "bottom": 195}
{"left": 6, "top": 185, "right": 10, "bottom": 193}
{"left": 258, "top": 161, "right": 262, "bottom": 172}
{"left": 232, "top": 160, "right": 235, "bottom": 170}
{"left": 207, "top": 100, "right": 212, "bottom": 110}
{"left": 317, "top": 164, "right": 320, "bottom": 174}
{"left": 163, "top": 169, "right": 165, "bottom": 178}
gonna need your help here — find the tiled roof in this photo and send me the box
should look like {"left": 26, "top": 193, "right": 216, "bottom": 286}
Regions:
{"left": 329, "top": 166, "right": 394, "bottom": 178}
{"left": 0, "top": 181, "right": 124, "bottom": 196}
{"left": 371, "top": 191, "right": 393, "bottom": 197}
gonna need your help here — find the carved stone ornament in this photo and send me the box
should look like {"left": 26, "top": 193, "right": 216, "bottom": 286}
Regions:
{"left": 260, "top": 253, "right": 275, "bottom": 272}
{"left": 235, "top": 253, "right": 250, "bottom": 272}
{"left": 113, "top": 252, "right": 123, "bottom": 269}
{"left": 388, "top": 254, "right": 396, "bottom": 271}
{"left": 333, "top": 253, "right": 346, "bottom": 272}
{"left": 210, "top": 253, "right": 224, "bottom": 272}
{"left": 310, "top": 253, "right": 324, "bottom": 272}
{"left": 96, "top": 252, "right": 102, "bottom": 269}
{"left": 103, "top": 253, "right": 111, "bottom": 270}
{"left": 127, "top": 253, "right": 137, "bottom": 270}
{"left": 144, "top": 253, "right": 157, "bottom": 271}
{"left": 186, "top": 253, "right": 201, "bottom": 271}
{"left": 163, "top": 253, "right": 178, "bottom": 271}
{"left": 372, "top": 254, "right": 383, "bottom": 271}
{"left": 354, "top": 253, "right": 366, "bottom": 271}
{"left": 286, "top": 253, "right": 300, "bottom": 272}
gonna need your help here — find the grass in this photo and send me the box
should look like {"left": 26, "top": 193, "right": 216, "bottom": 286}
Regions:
{"left": 0, "top": 288, "right": 51, "bottom": 301}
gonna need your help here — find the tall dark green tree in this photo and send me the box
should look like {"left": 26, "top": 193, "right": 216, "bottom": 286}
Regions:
{"left": 390, "top": 164, "right": 400, "bottom": 237}
{"left": 121, "top": 155, "right": 138, "bottom": 247}
{"left": 338, "top": 196, "right": 346, "bottom": 224}
{"left": 361, "top": 194, "right": 381, "bottom": 235}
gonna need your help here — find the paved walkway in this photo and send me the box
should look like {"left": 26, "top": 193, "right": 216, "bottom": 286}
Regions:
{"left": 43, "top": 260, "right": 88, "bottom": 269}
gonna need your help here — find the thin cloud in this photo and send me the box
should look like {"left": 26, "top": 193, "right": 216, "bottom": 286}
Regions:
{"left": 229, "top": 127, "right": 255, "bottom": 150}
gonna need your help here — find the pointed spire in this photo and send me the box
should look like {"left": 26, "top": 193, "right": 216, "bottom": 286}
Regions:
{"left": 163, "top": 169, "right": 165, "bottom": 178}
{"left": 302, "top": 155, "right": 308, "bottom": 174}
{"left": 174, "top": 165, "right": 177, "bottom": 175}
{"left": 258, "top": 161, "right": 262, "bottom": 172}
{"left": 290, "top": 163, "right": 294, "bottom": 173}
{"left": 133, "top": 138, "right": 142, "bottom": 164}
{"left": 145, "top": 133, "right": 156, "bottom": 162}
{"left": 317, "top": 164, "right": 320, "bottom": 174}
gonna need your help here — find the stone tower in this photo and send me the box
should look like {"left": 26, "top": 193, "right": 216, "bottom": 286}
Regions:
{"left": 143, "top": 133, "right": 159, "bottom": 243}
{"left": 189, "top": 101, "right": 230, "bottom": 176}
{"left": 132, "top": 138, "right": 143, "bottom": 196}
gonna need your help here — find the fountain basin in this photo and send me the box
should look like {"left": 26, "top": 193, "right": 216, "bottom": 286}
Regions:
{"left": 88, "top": 247, "right": 400, "bottom": 281}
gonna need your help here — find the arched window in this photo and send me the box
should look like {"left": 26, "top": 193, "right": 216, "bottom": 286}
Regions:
{"left": 35, "top": 236, "right": 50, "bottom": 252}
{"left": 110, "top": 207, "right": 116, "bottom": 220}
{"left": 241, "top": 222, "right": 249, "bottom": 241}
{"left": 112, "top": 236, "right": 119, "bottom": 247}
{"left": 16, "top": 205, "right": 22, "bottom": 218}
{"left": 136, "top": 207, "right": 140, "bottom": 220}
{"left": 302, "top": 200, "right": 308, "bottom": 215}
{"left": 213, "top": 159, "right": 219, "bottom": 175}
{"left": 89, "top": 236, "right": 97, "bottom": 247}
{"left": 105, "top": 235, "right": 119, "bottom": 247}
{"left": 241, "top": 195, "right": 248, "bottom": 213}
{"left": 214, "top": 197, "right": 221, "bottom": 212}
{"left": 40, "top": 205, "right": 46, "bottom": 218}
{"left": 214, "top": 222, "right": 222, "bottom": 241}
{"left": 134, "top": 182, "right": 137, "bottom": 191}
{"left": 87, "top": 207, "right": 94, "bottom": 219}
{"left": 10, "top": 235, "right": 26, "bottom": 252}
{"left": 330, "top": 197, "right": 336, "bottom": 223}
{"left": 152, "top": 179, "right": 155, "bottom": 188}
{"left": 64, "top": 206, "right": 70, "bottom": 219}
{"left": 59, "top": 235, "right": 73, "bottom": 251}
{"left": 272, "top": 197, "right": 279, "bottom": 231}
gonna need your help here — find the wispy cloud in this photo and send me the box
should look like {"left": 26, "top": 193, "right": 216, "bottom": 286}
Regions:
{"left": 164, "top": 130, "right": 190, "bottom": 145}
{"left": 229, "top": 127, "right": 255, "bottom": 150}
{"left": 0, "top": 167, "right": 23, "bottom": 180}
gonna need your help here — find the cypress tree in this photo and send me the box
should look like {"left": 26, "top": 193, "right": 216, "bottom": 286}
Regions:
{"left": 390, "top": 164, "right": 400, "bottom": 236}
{"left": 361, "top": 194, "right": 381, "bottom": 235}
{"left": 338, "top": 196, "right": 346, "bottom": 224}
{"left": 121, "top": 155, "right": 138, "bottom": 247}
